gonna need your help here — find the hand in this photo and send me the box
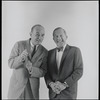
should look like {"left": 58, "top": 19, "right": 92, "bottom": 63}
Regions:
{"left": 20, "top": 49, "right": 28, "bottom": 62}
{"left": 55, "top": 81, "right": 67, "bottom": 92}
{"left": 49, "top": 82, "right": 61, "bottom": 94}
{"left": 26, "top": 61, "right": 33, "bottom": 74}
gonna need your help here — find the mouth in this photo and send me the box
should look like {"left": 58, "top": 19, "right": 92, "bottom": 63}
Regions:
{"left": 57, "top": 41, "right": 63, "bottom": 43}
{"left": 36, "top": 39, "right": 40, "bottom": 42}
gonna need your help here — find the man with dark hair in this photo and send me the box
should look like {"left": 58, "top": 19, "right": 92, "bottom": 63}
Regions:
{"left": 45, "top": 27, "right": 83, "bottom": 99}
{"left": 8, "top": 24, "right": 48, "bottom": 99}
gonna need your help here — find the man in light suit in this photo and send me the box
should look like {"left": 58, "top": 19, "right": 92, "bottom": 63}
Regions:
{"left": 45, "top": 27, "right": 83, "bottom": 99}
{"left": 8, "top": 24, "right": 48, "bottom": 99}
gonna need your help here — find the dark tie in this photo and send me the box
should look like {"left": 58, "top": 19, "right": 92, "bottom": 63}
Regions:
{"left": 31, "top": 45, "right": 36, "bottom": 57}
{"left": 57, "top": 47, "right": 63, "bottom": 52}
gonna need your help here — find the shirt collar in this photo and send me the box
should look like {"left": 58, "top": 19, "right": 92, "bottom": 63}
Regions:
{"left": 57, "top": 43, "right": 67, "bottom": 52}
{"left": 30, "top": 40, "right": 39, "bottom": 49}
{"left": 63, "top": 43, "right": 67, "bottom": 51}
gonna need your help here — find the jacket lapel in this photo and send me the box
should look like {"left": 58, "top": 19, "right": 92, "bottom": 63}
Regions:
{"left": 25, "top": 39, "right": 32, "bottom": 61}
{"left": 31, "top": 44, "right": 43, "bottom": 63}
{"left": 53, "top": 49, "right": 59, "bottom": 75}
{"left": 25, "top": 39, "right": 43, "bottom": 62}
{"left": 59, "top": 45, "right": 70, "bottom": 74}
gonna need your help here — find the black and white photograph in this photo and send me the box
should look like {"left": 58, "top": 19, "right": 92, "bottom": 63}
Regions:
{"left": 2, "top": 1, "right": 98, "bottom": 99}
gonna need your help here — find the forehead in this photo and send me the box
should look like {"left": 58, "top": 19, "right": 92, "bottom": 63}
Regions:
{"left": 54, "top": 29, "right": 65, "bottom": 36}
{"left": 32, "top": 26, "right": 45, "bottom": 33}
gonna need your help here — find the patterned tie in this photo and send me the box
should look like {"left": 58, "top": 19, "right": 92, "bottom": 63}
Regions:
{"left": 31, "top": 45, "right": 36, "bottom": 57}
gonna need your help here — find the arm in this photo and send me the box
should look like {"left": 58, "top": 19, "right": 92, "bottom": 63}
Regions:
{"left": 8, "top": 42, "right": 24, "bottom": 69}
{"left": 30, "top": 67, "right": 45, "bottom": 78}
{"left": 30, "top": 51, "right": 48, "bottom": 78}
{"left": 64, "top": 48, "right": 83, "bottom": 87}
{"left": 44, "top": 53, "right": 53, "bottom": 88}
{"left": 44, "top": 71, "right": 53, "bottom": 88}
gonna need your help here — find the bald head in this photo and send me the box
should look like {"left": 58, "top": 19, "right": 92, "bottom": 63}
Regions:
{"left": 30, "top": 24, "right": 45, "bottom": 45}
{"left": 31, "top": 24, "right": 45, "bottom": 33}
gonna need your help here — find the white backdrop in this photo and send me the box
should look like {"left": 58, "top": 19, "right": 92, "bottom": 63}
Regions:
{"left": 2, "top": 1, "right": 98, "bottom": 99}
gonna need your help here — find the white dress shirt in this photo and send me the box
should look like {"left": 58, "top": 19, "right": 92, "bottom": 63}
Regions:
{"left": 30, "top": 40, "right": 38, "bottom": 52}
{"left": 56, "top": 44, "right": 67, "bottom": 70}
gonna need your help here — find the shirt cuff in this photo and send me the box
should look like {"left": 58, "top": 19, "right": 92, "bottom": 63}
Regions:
{"left": 64, "top": 82, "right": 69, "bottom": 87}
{"left": 49, "top": 82, "right": 54, "bottom": 86}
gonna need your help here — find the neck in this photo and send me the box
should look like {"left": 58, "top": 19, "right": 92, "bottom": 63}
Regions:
{"left": 30, "top": 40, "right": 37, "bottom": 47}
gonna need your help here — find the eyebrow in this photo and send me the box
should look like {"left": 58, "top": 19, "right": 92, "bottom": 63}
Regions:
{"left": 35, "top": 32, "right": 45, "bottom": 36}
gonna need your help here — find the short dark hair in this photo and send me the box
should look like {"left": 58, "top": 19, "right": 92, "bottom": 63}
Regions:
{"left": 31, "top": 24, "right": 44, "bottom": 32}
{"left": 53, "top": 27, "right": 67, "bottom": 37}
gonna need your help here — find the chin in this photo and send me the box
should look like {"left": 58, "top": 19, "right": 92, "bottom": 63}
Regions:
{"left": 57, "top": 45, "right": 62, "bottom": 48}
{"left": 57, "top": 44, "right": 63, "bottom": 47}
{"left": 36, "top": 42, "right": 41, "bottom": 45}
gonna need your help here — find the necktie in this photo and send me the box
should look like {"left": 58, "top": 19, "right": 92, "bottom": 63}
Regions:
{"left": 57, "top": 47, "right": 63, "bottom": 52}
{"left": 31, "top": 45, "right": 36, "bottom": 57}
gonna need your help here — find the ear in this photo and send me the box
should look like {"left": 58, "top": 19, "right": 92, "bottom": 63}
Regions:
{"left": 53, "top": 37, "right": 55, "bottom": 41}
{"left": 30, "top": 32, "right": 32, "bottom": 37}
{"left": 66, "top": 35, "right": 68, "bottom": 39}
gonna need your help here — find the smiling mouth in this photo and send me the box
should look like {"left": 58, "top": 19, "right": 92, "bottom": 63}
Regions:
{"left": 57, "top": 41, "right": 63, "bottom": 43}
{"left": 36, "top": 39, "right": 40, "bottom": 41}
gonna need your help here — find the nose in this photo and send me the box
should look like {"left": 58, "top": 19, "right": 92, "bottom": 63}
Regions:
{"left": 57, "top": 36, "right": 62, "bottom": 40}
{"left": 37, "top": 35, "right": 43, "bottom": 40}
{"left": 36, "top": 34, "right": 40, "bottom": 39}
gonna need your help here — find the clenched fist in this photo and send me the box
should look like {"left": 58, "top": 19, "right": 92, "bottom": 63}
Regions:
{"left": 26, "top": 60, "right": 33, "bottom": 74}
{"left": 49, "top": 82, "right": 61, "bottom": 94}
{"left": 55, "top": 81, "right": 67, "bottom": 92}
{"left": 20, "top": 49, "right": 28, "bottom": 62}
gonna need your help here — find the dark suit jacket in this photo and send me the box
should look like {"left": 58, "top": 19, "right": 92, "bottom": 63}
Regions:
{"left": 45, "top": 44, "right": 83, "bottom": 99}
{"left": 8, "top": 39, "right": 48, "bottom": 99}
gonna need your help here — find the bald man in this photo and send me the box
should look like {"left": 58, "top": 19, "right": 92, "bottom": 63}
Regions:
{"left": 8, "top": 24, "right": 48, "bottom": 99}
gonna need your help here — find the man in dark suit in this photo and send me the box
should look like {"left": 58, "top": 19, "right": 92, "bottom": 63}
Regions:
{"left": 45, "top": 27, "right": 83, "bottom": 99}
{"left": 8, "top": 24, "right": 48, "bottom": 99}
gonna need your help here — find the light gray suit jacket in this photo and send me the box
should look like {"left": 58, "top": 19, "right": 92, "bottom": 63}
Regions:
{"left": 8, "top": 39, "right": 48, "bottom": 99}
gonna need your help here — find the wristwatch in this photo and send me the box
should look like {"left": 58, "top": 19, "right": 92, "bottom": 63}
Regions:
{"left": 64, "top": 82, "right": 69, "bottom": 87}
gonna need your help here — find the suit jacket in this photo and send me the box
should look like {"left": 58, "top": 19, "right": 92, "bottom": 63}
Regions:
{"left": 8, "top": 39, "right": 48, "bottom": 99}
{"left": 45, "top": 44, "right": 83, "bottom": 99}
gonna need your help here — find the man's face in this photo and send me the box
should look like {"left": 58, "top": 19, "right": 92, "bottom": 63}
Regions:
{"left": 30, "top": 26, "right": 45, "bottom": 45}
{"left": 53, "top": 29, "right": 67, "bottom": 48}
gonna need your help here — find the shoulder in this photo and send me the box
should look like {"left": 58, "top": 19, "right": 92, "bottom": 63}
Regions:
{"left": 68, "top": 45, "right": 82, "bottom": 55}
{"left": 41, "top": 45, "right": 48, "bottom": 51}
{"left": 41, "top": 45, "right": 48, "bottom": 54}
{"left": 14, "top": 40, "right": 28, "bottom": 47}
{"left": 68, "top": 45, "right": 81, "bottom": 51}
{"left": 48, "top": 48, "right": 56, "bottom": 55}
{"left": 17, "top": 40, "right": 27, "bottom": 45}
{"left": 12, "top": 40, "right": 27, "bottom": 50}
{"left": 50, "top": 47, "right": 56, "bottom": 51}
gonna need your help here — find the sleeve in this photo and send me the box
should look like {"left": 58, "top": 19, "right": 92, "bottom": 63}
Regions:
{"left": 30, "top": 50, "right": 48, "bottom": 78}
{"left": 64, "top": 48, "right": 83, "bottom": 87}
{"left": 8, "top": 42, "right": 24, "bottom": 69}
{"left": 44, "top": 71, "right": 53, "bottom": 88}
{"left": 44, "top": 52, "right": 53, "bottom": 88}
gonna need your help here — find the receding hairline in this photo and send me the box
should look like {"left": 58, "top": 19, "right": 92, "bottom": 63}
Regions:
{"left": 53, "top": 27, "right": 67, "bottom": 36}
{"left": 31, "top": 24, "right": 44, "bottom": 32}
